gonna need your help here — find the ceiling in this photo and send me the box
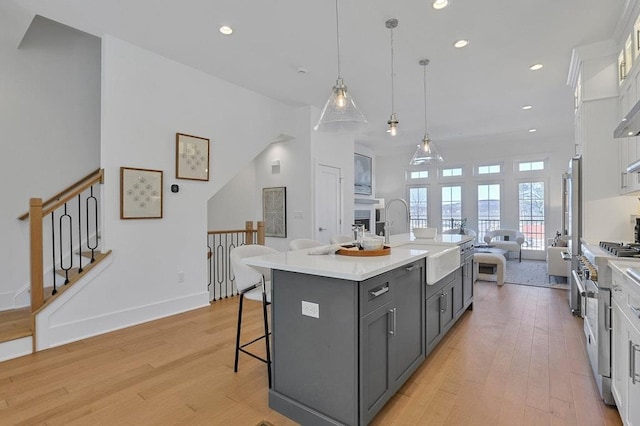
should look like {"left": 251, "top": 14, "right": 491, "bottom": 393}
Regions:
{"left": 16, "top": 0, "right": 624, "bottom": 156}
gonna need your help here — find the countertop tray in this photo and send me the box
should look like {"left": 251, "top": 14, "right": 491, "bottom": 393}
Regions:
{"left": 336, "top": 246, "right": 391, "bottom": 257}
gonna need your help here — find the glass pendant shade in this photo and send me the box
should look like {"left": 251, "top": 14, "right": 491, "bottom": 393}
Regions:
{"left": 410, "top": 134, "right": 444, "bottom": 165}
{"left": 315, "top": 0, "right": 367, "bottom": 133}
{"left": 410, "top": 58, "right": 444, "bottom": 165}
{"left": 314, "top": 78, "right": 368, "bottom": 133}
{"left": 387, "top": 112, "right": 398, "bottom": 136}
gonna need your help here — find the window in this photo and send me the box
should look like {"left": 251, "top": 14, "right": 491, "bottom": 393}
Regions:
{"left": 441, "top": 186, "right": 462, "bottom": 231}
{"left": 409, "top": 170, "right": 428, "bottom": 179}
{"left": 442, "top": 167, "right": 462, "bottom": 177}
{"left": 518, "top": 161, "right": 544, "bottom": 172}
{"left": 477, "top": 184, "right": 500, "bottom": 242}
{"left": 408, "top": 186, "right": 428, "bottom": 229}
{"left": 478, "top": 164, "right": 501, "bottom": 175}
{"left": 519, "top": 181, "right": 545, "bottom": 250}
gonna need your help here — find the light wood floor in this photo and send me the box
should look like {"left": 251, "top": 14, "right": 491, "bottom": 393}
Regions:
{"left": 0, "top": 281, "right": 622, "bottom": 425}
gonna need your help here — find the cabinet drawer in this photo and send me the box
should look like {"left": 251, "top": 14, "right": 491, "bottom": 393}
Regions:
{"left": 360, "top": 272, "right": 393, "bottom": 317}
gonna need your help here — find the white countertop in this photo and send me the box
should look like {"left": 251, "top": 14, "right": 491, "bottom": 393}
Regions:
{"left": 387, "top": 232, "right": 474, "bottom": 247}
{"left": 243, "top": 234, "right": 467, "bottom": 281}
{"left": 244, "top": 245, "right": 437, "bottom": 281}
{"left": 609, "top": 260, "right": 640, "bottom": 291}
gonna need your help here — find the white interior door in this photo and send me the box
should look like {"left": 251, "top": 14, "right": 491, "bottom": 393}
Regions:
{"left": 315, "top": 164, "right": 341, "bottom": 244}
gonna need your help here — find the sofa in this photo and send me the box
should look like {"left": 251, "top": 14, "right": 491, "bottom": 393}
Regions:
{"left": 483, "top": 229, "right": 525, "bottom": 262}
{"left": 546, "top": 238, "right": 569, "bottom": 281}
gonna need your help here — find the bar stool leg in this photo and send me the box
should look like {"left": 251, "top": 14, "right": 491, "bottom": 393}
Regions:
{"left": 262, "top": 292, "right": 272, "bottom": 388}
{"left": 234, "top": 294, "right": 245, "bottom": 373}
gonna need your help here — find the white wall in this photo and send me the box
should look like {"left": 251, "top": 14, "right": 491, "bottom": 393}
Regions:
{"left": 35, "top": 35, "right": 297, "bottom": 349}
{"left": 208, "top": 106, "right": 356, "bottom": 252}
{"left": 0, "top": 12, "right": 101, "bottom": 310}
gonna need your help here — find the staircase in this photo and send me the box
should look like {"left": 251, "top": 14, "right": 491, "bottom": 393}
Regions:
{"left": 0, "top": 169, "right": 109, "bottom": 362}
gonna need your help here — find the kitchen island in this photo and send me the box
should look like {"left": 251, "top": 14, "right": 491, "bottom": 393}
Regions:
{"left": 244, "top": 235, "right": 474, "bottom": 425}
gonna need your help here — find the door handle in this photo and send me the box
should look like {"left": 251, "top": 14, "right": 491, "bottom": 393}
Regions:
{"left": 405, "top": 265, "right": 416, "bottom": 272}
{"left": 605, "top": 305, "right": 612, "bottom": 332}
{"left": 440, "top": 293, "right": 445, "bottom": 313}
{"left": 388, "top": 308, "right": 396, "bottom": 335}
{"left": 318, "top": 227, "right": 327, "bottom": 231}
{"left": 370, "top": 286, "right": 389, "bottom": 297}
{"left": 630, "top": 305, "right": 640, "bottom": 319}
{"left": 630, "top": 341, "right": 640, "bottom": 384}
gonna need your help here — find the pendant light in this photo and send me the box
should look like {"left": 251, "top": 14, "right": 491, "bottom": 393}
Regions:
{"left": 386, "top": 18, "right": 398, "bottom": 136}
{"left": 410, "top": 59, "right": 444, "bottom": 165}
{"left": 314, "top": 0, "right": 367, "bottom": 133}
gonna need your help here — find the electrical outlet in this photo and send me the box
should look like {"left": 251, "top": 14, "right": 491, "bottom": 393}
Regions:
{"left": 177, "top": 271, "right": 184, "bottom": 282}
{"left": 301, "top": 301, "right": 319, "bottom": 318}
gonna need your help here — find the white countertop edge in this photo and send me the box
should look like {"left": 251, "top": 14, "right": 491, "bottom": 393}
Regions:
{"left": 609, "top": 259, "right": 640, "bottom": 287}
{"left": 244, "top": 246, "right": 433, "bottom": 281}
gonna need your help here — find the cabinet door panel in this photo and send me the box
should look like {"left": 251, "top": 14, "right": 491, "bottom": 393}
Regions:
{"left": 462, "top": 256, "right": 473, "bottom": 307}
{"left": 442, "top": 284, "right": 455, "bottom": 330}
{"left": 611, "top": 300, "right": 627, "bottom": 418}
{"left": 426, "top": 292, "right": 442, "bottom": 351}
{"left": 360, "top": 304, "right": 392, "bottom": 422}
{"left": 629, "top": 324, "right": 640, "bottom": 426}
{"left": 452, "top": 268, "right": 464, "bottom": 317}
{"left": 392, "top": 261, "right": 424, "bottom": 386}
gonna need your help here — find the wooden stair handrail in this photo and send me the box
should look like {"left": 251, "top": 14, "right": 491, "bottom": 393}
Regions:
{"left": 208, "top": 221, "right": 265, "bottom": 245}
{"left": 18, "top": 168, "right": 103, "bottom": 221}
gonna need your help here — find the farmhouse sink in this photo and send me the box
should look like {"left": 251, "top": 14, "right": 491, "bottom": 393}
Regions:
{"left": 404, "top": 244, "right": 461, "bottom": 285}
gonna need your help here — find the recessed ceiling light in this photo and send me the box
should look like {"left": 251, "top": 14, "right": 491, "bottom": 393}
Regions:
{"left": 529, "top": 63, "right": 543, "bottom": 71}
{"left": 453, "top": 39, "right": 468, "bottom": 48}
{"left": 522, "top": 105, "right": 532, "bottom": 110}
{"left": 433, "top": 0, "right": 449, "bottom": 10}
{"left": 219, "top": 26, "right": 233, "bottom": 35}
{"left": 529, "top": 128, "right": 537, "bottom": 133}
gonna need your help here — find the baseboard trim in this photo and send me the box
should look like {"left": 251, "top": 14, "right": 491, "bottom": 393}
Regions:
{"left": 0, "top": 336, "right": 32, "bottom": 363}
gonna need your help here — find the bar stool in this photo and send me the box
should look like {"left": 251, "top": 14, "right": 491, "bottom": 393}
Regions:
{"left": 230, "top": 244, "right": 278, "bottom": 387}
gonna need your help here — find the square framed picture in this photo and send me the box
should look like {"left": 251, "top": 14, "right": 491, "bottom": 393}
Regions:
{"left": 354, "top": 153, "right": 372, "bottom": 195}
{"left": 263, "top": 187, "right": 287, "bottom": 237}
{"left": 120, "top": 167, "right": 163, "bottom": 219}
{"left": 176, "top": 133, "right": 210, "bottom": 181}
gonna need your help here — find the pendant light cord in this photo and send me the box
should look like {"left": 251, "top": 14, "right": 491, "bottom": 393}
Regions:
{"left": 335, "top": 0, "right": 342, "bottom": 78}
{"left": 423, "top": 63, "right": 428, "bottom": 135}
{"left": 390, "top": 26, "right": 395, "bottom": 112}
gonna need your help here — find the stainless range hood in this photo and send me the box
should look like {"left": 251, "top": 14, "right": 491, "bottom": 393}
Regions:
{"left": 614, "top": 99, "right": 640, "bottom": 138}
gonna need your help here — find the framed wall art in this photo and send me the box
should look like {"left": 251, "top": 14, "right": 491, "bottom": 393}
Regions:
{"left": 354, "top": 153, "right": 372, "bottom": 195}
{"left": 263, "top": 187, "right": 287, "bottom": 238}
{"left": 120, "top": 167, "right": 163, "bottom": 219}
{"left": 176, "top": 133, "right": 210, "bottom": 181}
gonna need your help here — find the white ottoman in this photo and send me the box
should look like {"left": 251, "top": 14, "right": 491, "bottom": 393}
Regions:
{"left": 474, "top": 253, "right": 506, "bottom": 286}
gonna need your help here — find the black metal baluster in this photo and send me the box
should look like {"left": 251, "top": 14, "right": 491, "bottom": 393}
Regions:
{"left": 86, "top": 185, "right": 98, "bottom": 262}
{"left": 77, "top": 194, "right": 83, "bottom": 273}
{"left": 51, "top": 211, "right": 57, "bottom": 295}
{"left": 59, "top": 203, "right": 73, "bottom": 285}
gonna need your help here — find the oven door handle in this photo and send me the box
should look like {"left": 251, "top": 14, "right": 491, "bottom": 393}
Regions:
{"left": 573, "top": 270, "right": 596, "bottom": 298}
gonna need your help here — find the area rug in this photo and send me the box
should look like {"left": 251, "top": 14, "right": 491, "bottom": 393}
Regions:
{"left": 503, "top": 259, "right": 569, "bottom": 290}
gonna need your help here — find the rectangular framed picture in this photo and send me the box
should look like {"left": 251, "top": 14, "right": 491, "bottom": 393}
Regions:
{"left": 176, "top": 133, "right": 210, "bottom": 181}
{"left": 354, "top": 153, "right": 372, "bottom": 195}
{"left": 263, "top": 187, "right": 287, "bottom": 238}
{"left": 120, "top": 167, "right": 163, "bottom": 219}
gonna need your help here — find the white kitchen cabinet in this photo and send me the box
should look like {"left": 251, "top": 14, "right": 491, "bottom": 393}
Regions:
{"left": 610, "top": 264, "right": 640, "bottom": 426}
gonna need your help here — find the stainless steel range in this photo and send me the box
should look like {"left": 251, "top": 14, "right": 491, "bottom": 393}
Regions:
{"left": 574, "top": 242, "right": 640, "bottom": 405}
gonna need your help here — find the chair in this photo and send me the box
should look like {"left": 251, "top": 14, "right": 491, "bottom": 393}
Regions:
{"left": 546, "top": 238, "right": 569, "bottom": 281}
{"left": 330, "top": 234, "right": 354, "bottom": 244}
{"left": 230, "top": 244, "right": 279, "bottom": 387}
{"left": 441, "top": 228, "right": 477, "bottom": 243}
{"left": 289, "top": 238, "right": 323, "bottom": 250}
{"left": 483, "top": 229, "right": 525, "bottom": 262}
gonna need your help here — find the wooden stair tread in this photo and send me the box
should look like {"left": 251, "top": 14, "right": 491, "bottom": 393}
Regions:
{"left": 54, "top": 251, "right": 109, "bottom": 280}
{"left": 0, "top": 307, "right": 32, "bottom": 343}
{"left": 38, "top": 250, "right": 112, "bottom": 313}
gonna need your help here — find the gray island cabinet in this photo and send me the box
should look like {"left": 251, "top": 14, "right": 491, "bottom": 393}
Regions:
{"left": 243, "top": 238, "right": 473, "bottom": 425}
